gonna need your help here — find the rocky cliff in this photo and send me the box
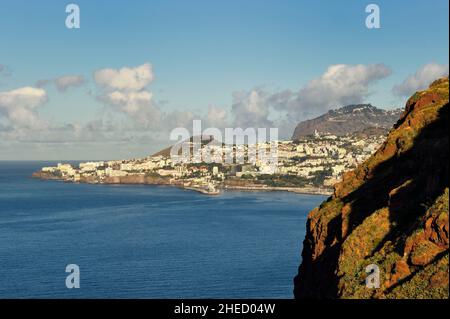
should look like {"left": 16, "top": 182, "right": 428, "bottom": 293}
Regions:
{"left": 294, "top": 78, "right": 449, "bottom": 299}
{"left": 292, "top": 104, "right": 402, "bottom": 140}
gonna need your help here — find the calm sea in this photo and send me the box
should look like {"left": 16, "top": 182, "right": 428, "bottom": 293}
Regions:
{"left": 0, "top": 161, "right": 325, "bottom": 298}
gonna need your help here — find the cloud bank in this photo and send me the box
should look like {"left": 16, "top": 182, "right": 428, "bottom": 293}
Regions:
{"left": 282, "top": 63, "right": 392, "bottom": 118}
{"left": 94, "top": 63, "right": 164, "bottom": 128}
{"left": 5, "top": 60, "right": 448, "bottom": 159}
{"left": 393, "top": 62, "right": 449, "bottom": 97}
{"left": 94, "top": 63, "right": 154, "bottom": 91}
{"left": 0, "top": 87, "right": 48, "bottom": 129}
{"left": 37, "top": 75, "right": 85, "bottom": 92}
{"left": 225, "top": 63, "right": 392, "bottom": 135}
{"left": 55, "top": 75, "right": 85, "bottom": 91}
{"left": 94, "top": 63, "right": 198, "bottom": 133}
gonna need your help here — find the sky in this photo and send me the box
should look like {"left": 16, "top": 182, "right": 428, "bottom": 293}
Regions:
{"left": 0, "top": 0, "right": 449, "bottom": 160}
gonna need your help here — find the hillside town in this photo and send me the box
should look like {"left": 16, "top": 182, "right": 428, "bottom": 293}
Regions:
{"left": 34, "top": 131, "right": 386, "bottom": 195}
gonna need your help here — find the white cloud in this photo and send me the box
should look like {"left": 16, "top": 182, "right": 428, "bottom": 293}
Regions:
{"left": 206, "top": 106, "right": 228, "bottom": 127}
{"left": 0, "top": 87, "right": 48, "bottom": 128}
{"left": 102, "top": 90, "right": 162, "bottom": 126}
{"left": 94, "top": 63, "right": 154, "bottom": 91}
{"left": 55, "top": 75, "right": 85, "bottom": 91}
{"left": 94, "top": 63, "right": 162, "bottom": 128}
{"left": 231, "top": 89, "right": 273, "bottom": 128}
{"left": 106, "top": 90, "right": 153, "bottom": 113}
{"left": 393, "top": 62, "right": 449, "bottom": 97}
{"left": 36, "top": 75, "right": 85, "bottom": 92}
{"left": 287, "top": 63, "right": 392, "bottom": 118}
{"left": 164, "top": 110, "right": 195, "bottom": 129}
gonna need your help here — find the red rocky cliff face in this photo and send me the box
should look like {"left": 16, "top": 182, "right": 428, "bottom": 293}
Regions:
{"left": 294, "top": 78, "right": 449, "bottom": 299}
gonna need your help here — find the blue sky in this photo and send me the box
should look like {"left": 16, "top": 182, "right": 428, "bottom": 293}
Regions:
{"left": 0, "top": 0, "right": 449, "bottom": 160}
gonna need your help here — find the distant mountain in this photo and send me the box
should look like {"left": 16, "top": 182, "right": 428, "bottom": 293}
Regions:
{"left": 152, "top": 135, "right": 217, "bottom": 158}
{"left": 292, "top": 104, "right": 403, "bottom": 140}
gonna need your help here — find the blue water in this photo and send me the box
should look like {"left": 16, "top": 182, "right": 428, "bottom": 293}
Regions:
{"left": 0, "top": 161, "right": 325, "bottom": 298}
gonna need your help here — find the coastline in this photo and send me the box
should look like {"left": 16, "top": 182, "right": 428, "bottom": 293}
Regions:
{"left": 32, "top": 171, "right": 332, "bottom": 196}
{"left": 220, "top": 185, "right": 332, "bottom": 196}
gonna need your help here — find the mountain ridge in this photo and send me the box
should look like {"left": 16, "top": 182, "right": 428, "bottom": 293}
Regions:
{"left": 292, "top": 104, "right": 403, "bottom": 139}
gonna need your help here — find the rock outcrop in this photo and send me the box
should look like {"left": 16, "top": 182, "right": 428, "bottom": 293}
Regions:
{"left": 292, "top": 104, "right": 402, "bottom": 140}
{"left": 294, "top": 78, "right": 449, "bottom": 299}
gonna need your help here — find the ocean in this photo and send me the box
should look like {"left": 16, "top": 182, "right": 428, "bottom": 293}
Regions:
{"left": 0, "top": 161, "right": 326, "bottom": 298}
